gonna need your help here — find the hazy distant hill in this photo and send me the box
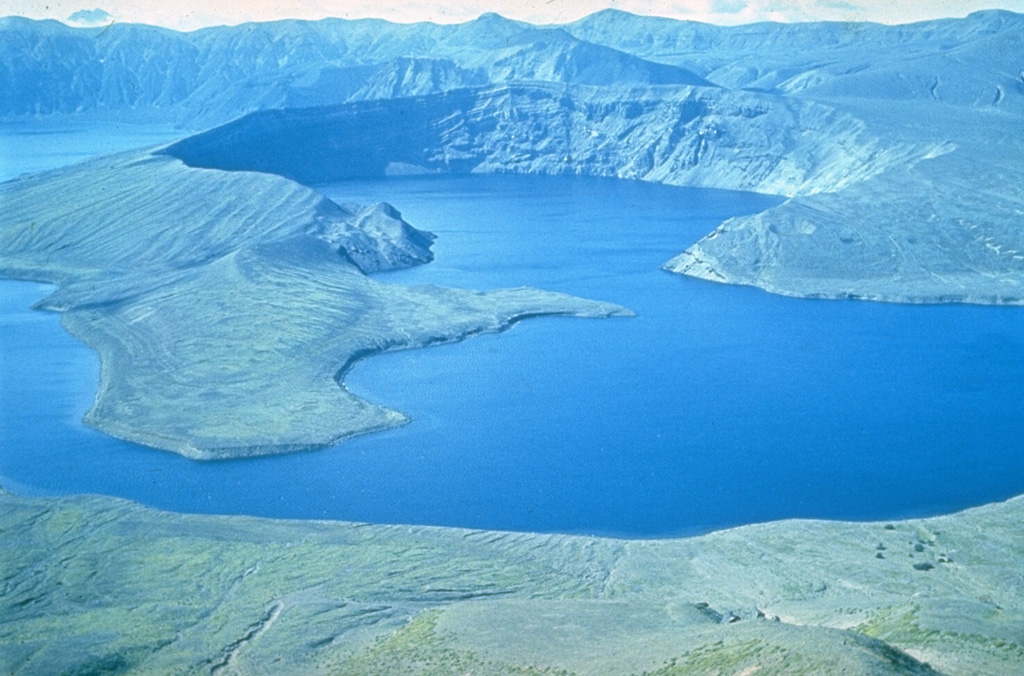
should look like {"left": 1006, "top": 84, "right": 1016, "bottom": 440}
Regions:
{"left": 566, "top": 9, "right": 1024, "bottom": 113}
{"left": 0, "top": 13, "right": 706, "bottom": 125}
{"left": 6, "top": 10, "right": 1021, "bottom": 125}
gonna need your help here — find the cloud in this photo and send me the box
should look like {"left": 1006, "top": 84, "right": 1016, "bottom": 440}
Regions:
{"left": 813, "top": 0, "right": 866, "bottom": 18}
{"left": 67, "top": 7, "right": 114, "bottom": 25}
{"left": 816, "top": 0, "right": 864, "bottom": 10}
{"left": 711, "top": 0, "right": 748, "bottom": 13}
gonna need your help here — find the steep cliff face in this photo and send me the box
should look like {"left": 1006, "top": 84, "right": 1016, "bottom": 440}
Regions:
{"left": 163, "top": 83, "right": 934, "bottom": 198}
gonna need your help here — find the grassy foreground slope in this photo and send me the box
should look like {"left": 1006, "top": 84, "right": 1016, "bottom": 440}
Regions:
{"left": 2, "top": 487, "right": 1021, "bottom": 675}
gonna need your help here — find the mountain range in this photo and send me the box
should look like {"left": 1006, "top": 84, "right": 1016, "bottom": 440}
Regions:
{"left": 3, "top": 10, "right": 1021, "bottom": 125}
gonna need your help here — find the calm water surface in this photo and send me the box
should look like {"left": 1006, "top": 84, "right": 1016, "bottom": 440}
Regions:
{"left": 2, "top": 128, "right": 1023, "bottom": 537}
{"left": 0, "top": 121, "right": 184, "bottom": 181}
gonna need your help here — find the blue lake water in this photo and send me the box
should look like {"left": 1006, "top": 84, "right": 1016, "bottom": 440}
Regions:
{"left": 0, "top": 121, "right": 185, "bottom": 181}
{"left": 2, "top": 129, "right": 1024, "bottom": 537}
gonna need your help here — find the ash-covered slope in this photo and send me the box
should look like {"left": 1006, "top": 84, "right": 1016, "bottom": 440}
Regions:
{"left": 665, "top": 99, "right": 1024, "bottom": 305}
{"left": 0, "top": 150, "right": 630, "bottom": 458}
{"left": 0, "top": 150, "right": 433, "bottom": 279}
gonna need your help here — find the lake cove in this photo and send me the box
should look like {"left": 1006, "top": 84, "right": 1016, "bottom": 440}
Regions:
{"left": 3, "top": 167, "right": 1023, "bottom": 536}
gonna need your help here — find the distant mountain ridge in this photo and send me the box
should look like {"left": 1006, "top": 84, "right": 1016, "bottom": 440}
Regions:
{"left": 0, "top": 12, "right": 707, "bottom": 125}
{"left": 566, "top": 9, "right": 1024, "bottom": 112}
{"left": 2, "top": 10, "right": 1022, "bottom": 126}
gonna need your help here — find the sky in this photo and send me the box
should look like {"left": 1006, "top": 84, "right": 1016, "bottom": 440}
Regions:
{"left": 2, "top": 0, "right": 1023, "bottom": 30}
